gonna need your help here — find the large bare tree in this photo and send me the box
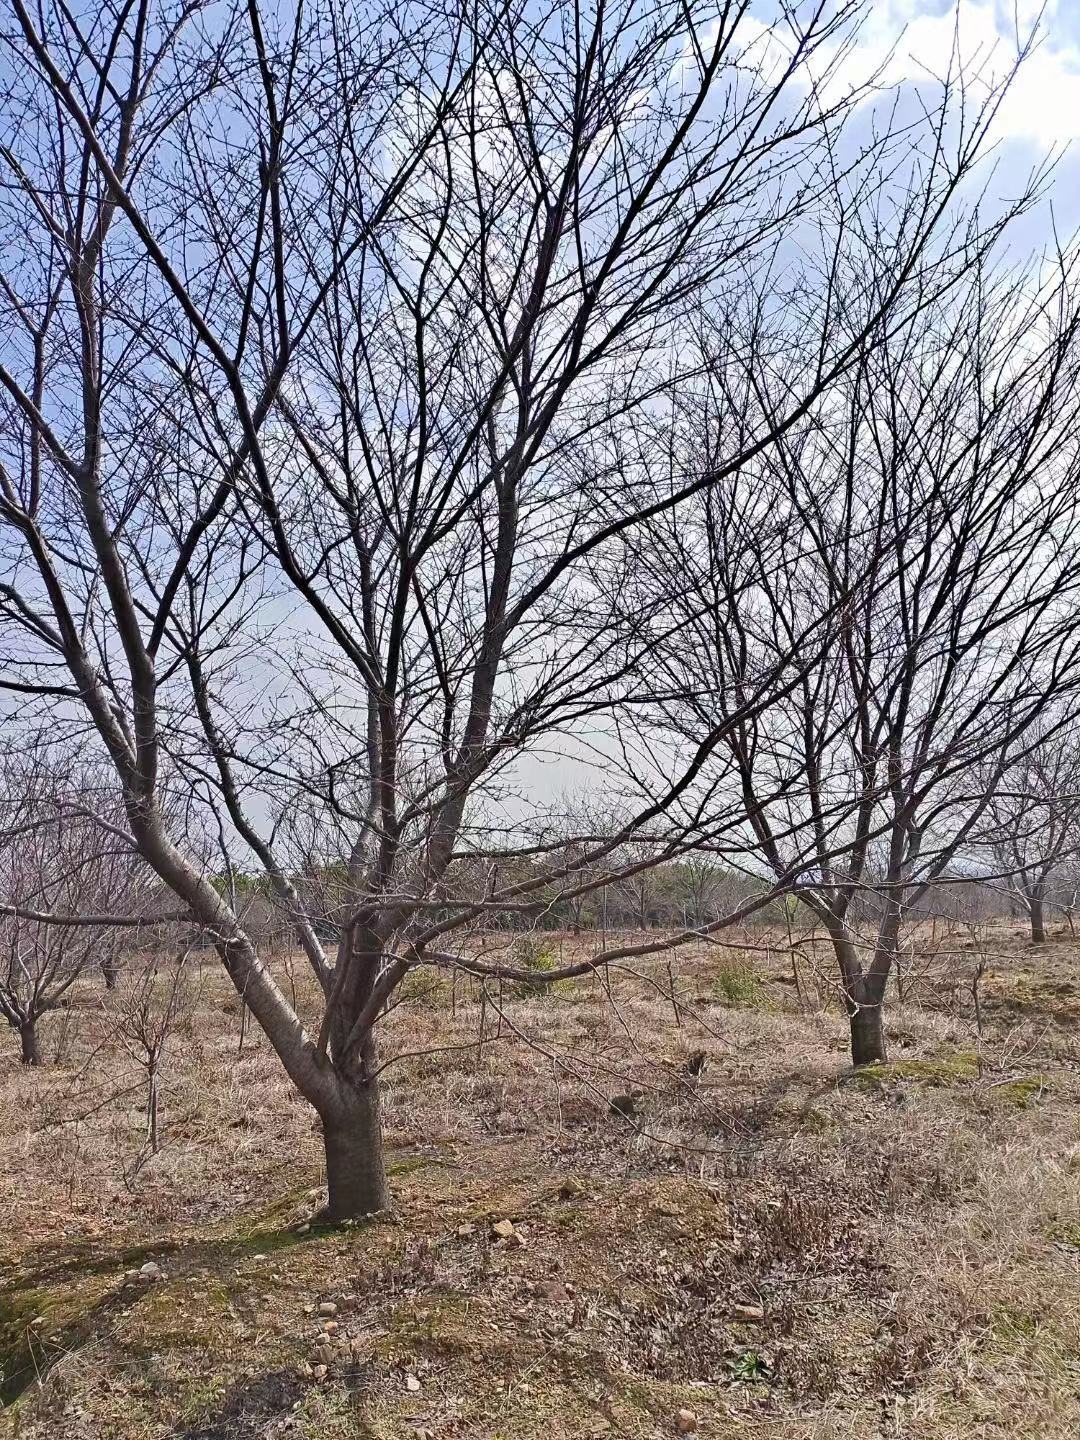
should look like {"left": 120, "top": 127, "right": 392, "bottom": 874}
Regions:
{"left": 627, "top": 254, "right": 1080, "bottom": 1065}
{"left": 0, "top": 0, "right": 1043, "bottom": 1213}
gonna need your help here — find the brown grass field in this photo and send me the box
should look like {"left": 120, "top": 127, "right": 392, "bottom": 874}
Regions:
{"left": 1, "top": 922, "right": 1078, "bottom": 1438}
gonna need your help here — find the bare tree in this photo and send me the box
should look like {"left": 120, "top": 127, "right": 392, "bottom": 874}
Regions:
{"left": 0, "top": 756, "right": 145, "bottom": 1063}
{"left": 114, "top": 951, "right": 196, "bottom": 1157}
{"left": 980, "top": 718, "right": 1080, "bottom": 943}
{"left": 628, "top": 255, "right": 1080, "bottom": 1066}
{"left": 0, "top": 0, "right": 1044, "bottom": 1213}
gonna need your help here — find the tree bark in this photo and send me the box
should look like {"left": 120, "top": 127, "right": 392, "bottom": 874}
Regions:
{"left": 20, "top": 1019, "right": 41, "bottom": 1066}
{"left": 849, "top": 1004, "right": 887, "bottom": 1066}
{"left": 825, "top": 919, "right": 890, "bottom": 1067}
{"left": 1029, "top": 886, "right": 1046, "bottom": 944}
{"left": 322, "top": 1077, "right": 388, "bottom": 1219}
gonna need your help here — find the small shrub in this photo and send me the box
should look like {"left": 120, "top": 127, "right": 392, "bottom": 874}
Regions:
{"left": 711, "top": 961, "right": 762, "bottom": 1008}
{"left": 395, "top": 967, "right": 450, "bottom": 1009}
{"left": 509, "top": 935, "right": 561, "bottom": 998}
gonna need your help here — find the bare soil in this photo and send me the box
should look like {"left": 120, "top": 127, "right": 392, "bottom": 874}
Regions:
{"left": 1, "top": 922, "right": 1078, "bottom": 1438}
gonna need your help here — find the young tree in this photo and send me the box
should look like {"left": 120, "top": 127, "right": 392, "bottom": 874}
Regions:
{"left": 115, "top": 952, "right": 196, "bottom": 1156}
{"left": 0, "top": 0, "right": 1042, "bottom": 1213}
{"left": 628, "top": 257, "right": 1080, "bottom": 1065}
{"left": 0, "top": 757, "right": 145, "bottom": 1063}
{"left": 980, "top": 720, "right": 1080, "bottom": 943}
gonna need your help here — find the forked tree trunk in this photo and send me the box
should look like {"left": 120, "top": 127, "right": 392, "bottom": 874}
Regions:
{"left": 20, "top": 1019, "right": 41, "bottom": 1066}
{"left": 322, "top": 1076, "right": 388, "bottom": 1219}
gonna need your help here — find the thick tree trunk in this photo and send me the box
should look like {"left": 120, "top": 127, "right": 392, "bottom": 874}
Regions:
{"left": 102, "top": 958, "right": 120, "bottom": 990}
{"left": 20, "top": 1020, "right": 41, "bottom": 1066}
{"left": 1029, "top": 887, "right": 1046, "bottom": 944}
{"left": 826, "top": 918, "right": 890, "bottom": 1068}
{"left": 323, "top": 1077, "right": 388, "bottom": 1219}
{"left": 849, "top": 1004, "right": 887, "bottom": 1066}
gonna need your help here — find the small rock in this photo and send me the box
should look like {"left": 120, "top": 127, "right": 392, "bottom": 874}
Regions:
{"left": 318, "top": 1301, "right": 338, "bottom": 1317}
{"left": 312, "top": 1341, "right": 336, "bottom": 1367}
{"left": 557, "top": 1176, "right": 584, "bottom": 1200}
{"left": 730, "top": 1302, "right": 764, "bottom": 1322}
{"left": 676, "top": 1410, "right": 698, "bottom": 1434}
{"left": 405, "top": 1372, "right": 421, "bottom": 1392}
{"left": 139, "top": 1262, "right": 162, "bottom": 1283}
{"left": 252, "top": 1253, "right": 268, "bottom": 1262}
{"left": 312, "top": 1363, "right": 328, "bottom": 1380}
{"left": 123, "top": 1269, "right": 141, "bottom": 1286}
{"left": 322, "top": 1320, "right": 339, "bottom": 1333}
{"left": 491, "top": 1218, "right": 516, "bottom": 1240}
{"left": 456, "top": 1222, "right": 477, "bottom": 1237}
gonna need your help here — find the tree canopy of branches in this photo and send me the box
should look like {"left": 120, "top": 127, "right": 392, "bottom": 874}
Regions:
{"left": 0, "top": 0, "right": 1053, "bottom": 1213}
{"left": 627, "top": 254, "right": 1080, "bottom": 1064}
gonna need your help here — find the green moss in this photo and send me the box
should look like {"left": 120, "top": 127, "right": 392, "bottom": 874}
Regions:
{"left": 0, "top": 1268, "right": 114, "bottom": 1406}
{"left": 984, "top": 1075, "right": 1050, "bottom": 1108}
{"left": 0, "top": 1287, "right": 50, "bottom": 1404}
{"left": 378, "top": 1293, "right": 489, "bottom": 1359}
{"left": 850, "top": 1052, "right": 981, "bottom": 1087}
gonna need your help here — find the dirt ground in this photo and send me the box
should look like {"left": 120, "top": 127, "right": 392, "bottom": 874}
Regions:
{"left": 1, "top": 921, "right": 1078, "bottom": 1439}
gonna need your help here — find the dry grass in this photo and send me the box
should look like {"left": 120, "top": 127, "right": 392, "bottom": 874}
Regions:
{"left": 1, "top": 920, "right": 1078, "bottom": 1438}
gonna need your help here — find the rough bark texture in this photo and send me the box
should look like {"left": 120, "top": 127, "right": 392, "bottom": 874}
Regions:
{"left": 20, "top": 1020, "right": 41, "bottom": 1066}
{"left": 323, "top": 1079, "right": 388, "bottom": 1219}
{"left": 849, "top": 1005, "right": 887, "bottom": 1066}
{"left": 1029, "top": 888, "right": 1046, "bottom": 944}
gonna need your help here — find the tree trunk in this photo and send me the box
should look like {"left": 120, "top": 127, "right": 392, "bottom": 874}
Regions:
{"left": 102, "top": 959, "right": 120, "bottom": 990}
{"left": 849, "top": 1004, "right": 887, "bottom": 1066}
{"left": 825, "top": 918, "right": 890, "bottom": 1068}
{"left": 148, "top": 1065, "right": 160, "bottom": 1154}
{"left": 1029, "top": 886, "right": 1046, "bottom": 944}
{"left": 20, "top": 1019, "right": 41, "bottom": 1066}
{"left": 323, "top": 1077, "right": 388, "bottom": 1219}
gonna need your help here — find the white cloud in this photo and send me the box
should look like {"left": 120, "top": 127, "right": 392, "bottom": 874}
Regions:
{"left": 831, "top": 0, "right": 1080, "bottom": 148}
